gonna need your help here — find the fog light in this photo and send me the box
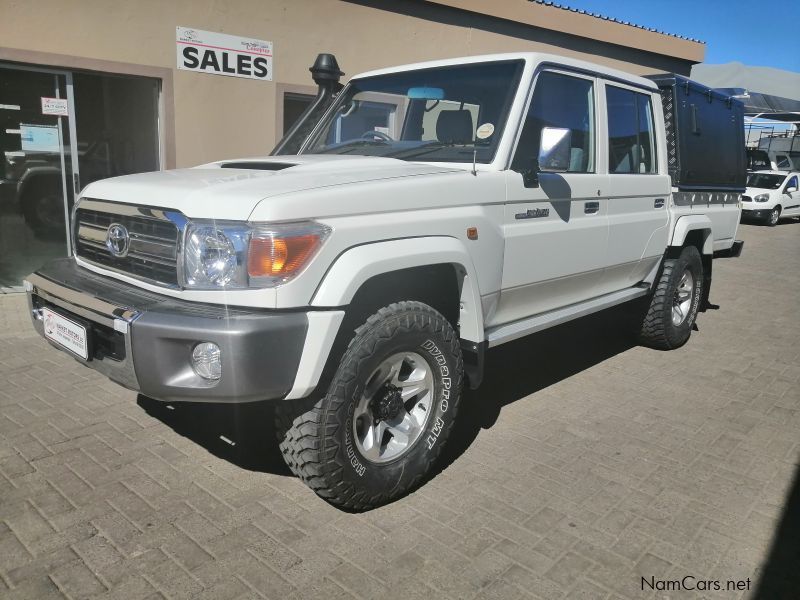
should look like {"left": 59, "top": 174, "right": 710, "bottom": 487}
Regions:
{"left": 192, "top": 342, "right": 221, "bottom": 380}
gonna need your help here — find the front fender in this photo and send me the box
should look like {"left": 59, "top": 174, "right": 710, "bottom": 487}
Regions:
{"left": 310, "top": 236, "right": 485, "bottom": 343}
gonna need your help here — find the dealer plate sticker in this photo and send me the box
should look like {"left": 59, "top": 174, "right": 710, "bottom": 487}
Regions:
{"left": 42, "top": 308, "right": 88, "bottom": 360}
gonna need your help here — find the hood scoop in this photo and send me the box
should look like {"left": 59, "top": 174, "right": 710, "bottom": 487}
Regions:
{"left": 220, "top": 161, "right": 297, "bottom": 171}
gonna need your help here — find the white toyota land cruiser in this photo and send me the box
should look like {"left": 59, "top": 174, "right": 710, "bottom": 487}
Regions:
{"left": 26, "top": 53, "right": 745, "bottom": 509}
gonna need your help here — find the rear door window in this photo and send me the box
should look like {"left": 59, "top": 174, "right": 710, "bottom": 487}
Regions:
{"left": 606, "top": 85, "right": 657, "bottom": 174}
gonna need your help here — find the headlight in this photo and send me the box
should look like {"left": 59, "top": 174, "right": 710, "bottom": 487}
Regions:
{"left": 182, "top": 221, "right": 329, "bottom": 289}
{"left": 184, "top": 224, "right": 249, "bottom": 288}
{"left": 754, "top": 194, "right": 769, "bottom": 202}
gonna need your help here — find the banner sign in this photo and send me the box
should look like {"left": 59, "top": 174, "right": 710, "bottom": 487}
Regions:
{"left": 176, "top": 26, "right": 272, "bottom": 81}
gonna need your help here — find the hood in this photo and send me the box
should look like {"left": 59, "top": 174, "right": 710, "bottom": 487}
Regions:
{"left": 744, "top": 186, "right": 773, "bottom": 195}
{"left": 744, "top": 183, "right": 784, "bottom": 195}
{"left": 80, "top": 155, "right": 460, "bottom": 220}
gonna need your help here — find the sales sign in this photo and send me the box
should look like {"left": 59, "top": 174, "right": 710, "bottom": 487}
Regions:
{"left": 176, "top": 26, "right": 272, "bottom": 81}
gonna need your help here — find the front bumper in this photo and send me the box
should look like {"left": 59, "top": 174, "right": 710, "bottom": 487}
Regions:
{"left": 741, "top": 207, "right": 773, "bottom": 221}
{"left": 25, "top": 258, "right": 308, "bottom": 403}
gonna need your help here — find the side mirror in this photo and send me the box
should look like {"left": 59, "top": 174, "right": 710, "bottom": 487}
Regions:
{"left": 785, "top": 186, "right": 797, "bottom": 194}
{"left": 538, "top": 127, "right": 572, "bottom": 172}
{"left": 523, "top": 158, "right": 540, "bottom": 188}
{"left": 521, "top": 127, "right": 573, "bottom": 188}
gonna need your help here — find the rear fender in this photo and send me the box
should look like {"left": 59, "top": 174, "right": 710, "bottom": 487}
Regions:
{"left": 670, "top": 215, "right": 713, "bottom": 255}
{"left": 669, "top": 214, "right": 714, "bottom": 310}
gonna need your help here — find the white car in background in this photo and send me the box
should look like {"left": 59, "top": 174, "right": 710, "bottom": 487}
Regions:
{"left": 742, "top": 170, "right": 800, "bottom": 226}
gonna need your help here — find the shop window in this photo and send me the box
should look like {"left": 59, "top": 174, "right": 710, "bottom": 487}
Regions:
{"left": 72, "top": 72, "right": 160, "bottom": 187}
{"left": 283, "top": 92, "right": 314, "bottom": 135}
{"left": 0, "top": 65, "right": 160, "bottom": 288}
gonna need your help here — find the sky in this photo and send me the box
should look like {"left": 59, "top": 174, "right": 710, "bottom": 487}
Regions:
{"left": 556, "top": 0, "right": 800, "bottom": 73}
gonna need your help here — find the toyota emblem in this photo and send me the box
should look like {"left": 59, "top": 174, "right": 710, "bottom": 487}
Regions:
{"left": 106, "top": 223, "right": 130, "bottom": 258}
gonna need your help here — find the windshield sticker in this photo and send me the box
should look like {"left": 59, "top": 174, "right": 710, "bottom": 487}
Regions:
{"left": 476, "top": 123, "right": 495, "bottom": 139}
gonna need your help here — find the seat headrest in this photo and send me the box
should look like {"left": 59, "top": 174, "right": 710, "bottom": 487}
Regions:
{"left": 436, "top": 110, "right": 473, "bottom": 143}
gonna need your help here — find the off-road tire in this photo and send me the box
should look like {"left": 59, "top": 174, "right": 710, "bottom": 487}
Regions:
{"left": 278, "top": 301, "right": 463, "bottom": 510}
{"left": 638, "top": 246, "right": 703, "bottom": 350}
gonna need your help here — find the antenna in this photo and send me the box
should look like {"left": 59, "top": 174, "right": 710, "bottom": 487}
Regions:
{"left": 472, "top": 147, "right": 477, "bottom": 176}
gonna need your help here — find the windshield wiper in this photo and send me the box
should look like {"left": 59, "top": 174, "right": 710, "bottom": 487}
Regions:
{"left": 387, "top": 140, "right": 476, "bottom": 160}
{"left": 315, "top": 139, "right": 390, "bottom": 155}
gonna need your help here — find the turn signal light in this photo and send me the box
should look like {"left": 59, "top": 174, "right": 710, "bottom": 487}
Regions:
{"left": 247, "top": 222, "right": 330, "bottom": 283}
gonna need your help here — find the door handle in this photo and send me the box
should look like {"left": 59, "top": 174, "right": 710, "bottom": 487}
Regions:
{"left": 584, "top": 201, "right": 600, "bottom": 214}
{"left": 654, "top": 198, "right": 665, "bottom": 209}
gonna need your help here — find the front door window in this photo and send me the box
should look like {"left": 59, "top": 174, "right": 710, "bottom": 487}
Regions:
{"left": 511, "top": 70, "right": 596, "bottom": 174}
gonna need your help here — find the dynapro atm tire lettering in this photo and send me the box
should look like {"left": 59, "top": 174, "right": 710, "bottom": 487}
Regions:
{"left": 345, "top": 401, "right": 367, "bottom": 477}
{"left": 422, "top": 339, "right": 451, "bottom": 451}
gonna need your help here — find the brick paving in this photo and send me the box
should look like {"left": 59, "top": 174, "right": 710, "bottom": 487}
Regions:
{"left": 1, "top": 220, "right": 798, "bottom": 599}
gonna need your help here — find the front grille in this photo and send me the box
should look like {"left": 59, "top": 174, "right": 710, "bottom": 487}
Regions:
{"left": 74, "top": 199, "right": 181, "bottom": 287}
{"left": 742, "top": 195, "right": 752, "bottom": 202}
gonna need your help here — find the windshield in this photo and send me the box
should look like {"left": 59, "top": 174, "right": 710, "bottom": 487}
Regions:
{"left": 747, "top": 173, "right": 785, "bottom": 189}
{"left": 303, "top": 60, "right": 524, "bottom": 163}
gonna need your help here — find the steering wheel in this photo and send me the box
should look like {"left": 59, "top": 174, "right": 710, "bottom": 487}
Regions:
{"left": 361, "top": 130, "right": 394, "bottom": 142}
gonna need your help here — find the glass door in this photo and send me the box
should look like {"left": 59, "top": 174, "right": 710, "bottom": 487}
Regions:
{"left": 0, "top": 65, "right": 78, "bottom": 289}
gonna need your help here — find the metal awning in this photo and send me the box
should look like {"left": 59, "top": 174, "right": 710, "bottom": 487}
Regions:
{"left": 690, "top": 62, "right": 800, "bottom": 122}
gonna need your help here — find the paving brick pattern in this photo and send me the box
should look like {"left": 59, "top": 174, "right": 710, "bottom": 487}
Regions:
{"left": 1, "top": 221, "right": 798, "bottom": 599}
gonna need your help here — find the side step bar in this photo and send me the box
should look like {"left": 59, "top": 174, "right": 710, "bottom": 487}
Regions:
{"left": 485, "top": 285, "right": 650, "bottom": 348}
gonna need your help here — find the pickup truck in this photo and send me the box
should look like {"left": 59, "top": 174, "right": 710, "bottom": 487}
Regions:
{"left": 25, "top": 52, "right": 745, "bottom": 510}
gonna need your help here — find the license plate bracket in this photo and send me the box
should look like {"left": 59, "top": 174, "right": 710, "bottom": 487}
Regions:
{"left": 42, "top": 307, "right": 90, "bottom": 361}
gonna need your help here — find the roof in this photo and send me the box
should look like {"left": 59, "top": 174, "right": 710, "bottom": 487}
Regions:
{"left": 423, "top": 0, "right": 705, "bottom": 63}
{"left": 528, "top": 1, "right": 703, "bottom": 42}
{"left": 352, "top": 52, "right": 658, "bottom": 90}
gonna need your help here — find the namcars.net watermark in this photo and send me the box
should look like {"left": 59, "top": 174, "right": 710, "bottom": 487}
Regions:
{"left": 642, "top": 576, "right": 751, "bottom": 593}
